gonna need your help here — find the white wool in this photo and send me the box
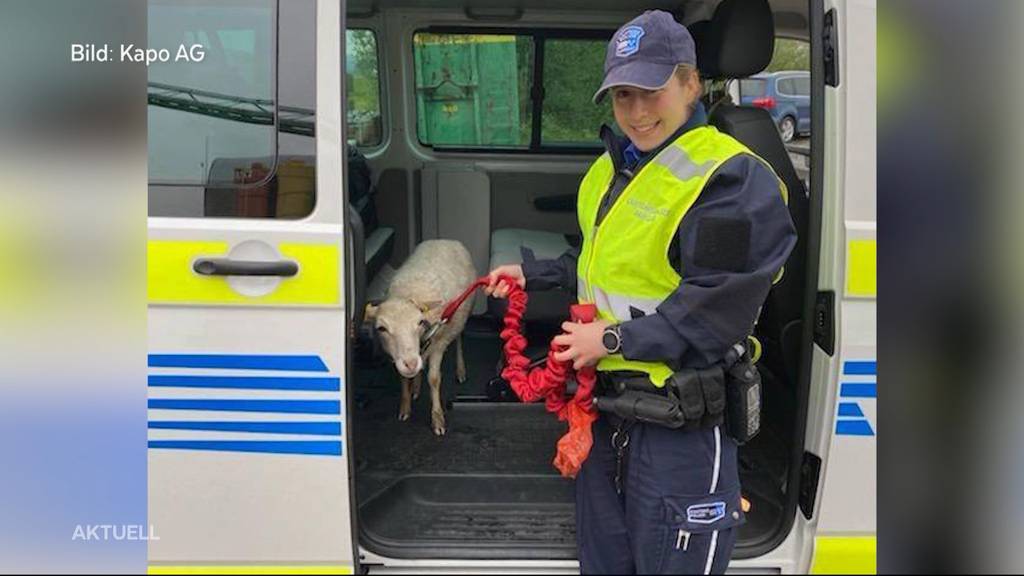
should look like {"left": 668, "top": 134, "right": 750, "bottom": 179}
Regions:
{"left": 378, "top": 239, "right": 476, "bottom": 354}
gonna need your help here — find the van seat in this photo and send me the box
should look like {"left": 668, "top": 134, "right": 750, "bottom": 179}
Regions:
{"left": 488, "top": 228, "right": 574, "bottom": 322}
{"left": 700, "top": 0, "right": 809, "bottom": 387}
{"left": 348, "top": 146, "right": 396, "bottom": 337}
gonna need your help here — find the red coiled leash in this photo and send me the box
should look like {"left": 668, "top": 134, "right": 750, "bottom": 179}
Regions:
{"left": 443, "top": 276, "right": 598, "bottom": 478}
{"left": 443, "top": 278, "right": 752, "bottom": 510}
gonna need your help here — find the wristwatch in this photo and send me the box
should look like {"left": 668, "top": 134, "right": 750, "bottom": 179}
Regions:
{"left": 602, "top": 324, "right": 623, "bottom": 355}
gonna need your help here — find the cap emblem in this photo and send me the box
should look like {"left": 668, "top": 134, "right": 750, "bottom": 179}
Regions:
{"left": 616, "top": 26, "right": 645, "bottom": 57}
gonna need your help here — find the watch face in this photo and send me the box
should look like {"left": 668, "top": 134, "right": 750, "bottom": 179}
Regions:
{"left": 603, "top": 329, "right": 619, "bottom": 352}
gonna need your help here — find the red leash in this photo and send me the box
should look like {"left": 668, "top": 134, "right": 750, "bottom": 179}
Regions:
{"left": 446, "top": 276, "right": 597, "bottom": 478}
{"left": 444, "top": 278, "right": 753, "bottom": 508}
{"left": 441, "top": 277, "right": 490, "bottom": 322}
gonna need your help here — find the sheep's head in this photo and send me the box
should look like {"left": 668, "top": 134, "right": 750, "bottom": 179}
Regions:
{"left": 364, "top": 298, "right": 443, "bottom": 378}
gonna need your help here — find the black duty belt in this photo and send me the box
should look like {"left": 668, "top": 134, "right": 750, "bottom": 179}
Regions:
{"left": 594, "top": 368, "right": 728, "bottom": 431}
{"left": 594, "top": 371, "right": 688, "bottom": 429}
{"left": 593, "top": 341, "right": 763, "bottom": 445}
{"left": 597, "top": 371, "right": 667, "bottom": 397}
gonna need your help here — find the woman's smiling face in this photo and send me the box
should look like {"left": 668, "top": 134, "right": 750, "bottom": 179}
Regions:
{"left": 610, "top": 70, "right": 698, "bottom": 152}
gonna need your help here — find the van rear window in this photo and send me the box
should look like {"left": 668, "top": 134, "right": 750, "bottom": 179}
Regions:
{"left": 740, "top": 79, "right": 767, "bottom": 98}
{"left": 795, "top": 76, "right": 811, "bottom": 96}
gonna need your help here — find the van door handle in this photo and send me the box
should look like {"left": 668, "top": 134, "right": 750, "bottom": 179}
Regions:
{"left": 193, "top": 258, "right": 299, "bottom": 277}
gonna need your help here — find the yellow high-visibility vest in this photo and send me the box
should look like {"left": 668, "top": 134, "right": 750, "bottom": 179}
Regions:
{"left": 576, "top": 125, "right": 786, "bottom": 386}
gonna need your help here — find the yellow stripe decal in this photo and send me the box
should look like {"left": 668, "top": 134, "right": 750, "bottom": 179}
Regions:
{"left": 811, "top": 536, "right": 877, "bottom": 574}
{"left": 148, "top": 240, "right": 340, "bottom": 306}
{"left": 847, "top": 239, "right": 877, "bottom": 297}
{"left": 148, "top": 566, "right": 352, "bottom": 574}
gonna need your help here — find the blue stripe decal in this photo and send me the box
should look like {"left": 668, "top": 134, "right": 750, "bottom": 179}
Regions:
{"left": 148, "top": 399, "right": 341, "bottom": 414}
{"left": 836, "top": 420, "right": 875, "bottom": 436}
{"left": 843, "top": 361, "right": 876, "bottom": 375}
{"left": 148, "top": 421, "right": 341, "bottom": 435}
{"left": 840, "top": 383, "right": 877, "bottom": 398}
{"left": 148, "top": 354, "right": 328, "bottom": 372}
{"left": 149, "top": 440, "right": 342, "bottom": 456}
{"left": 837, "top": 403, "right": 864, "bottom": 417}
{"left": 149, "top": 375, "right": 340, "bottom": 391}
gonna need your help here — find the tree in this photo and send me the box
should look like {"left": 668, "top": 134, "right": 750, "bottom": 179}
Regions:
{"left": 541, "top": 39, "right": 615, "bottom": 142}
{"left": 765, "top": 38, "right": 810, "bottom": 72}
{"left": 346, "top": 30, "right": 380, "bottom": 117}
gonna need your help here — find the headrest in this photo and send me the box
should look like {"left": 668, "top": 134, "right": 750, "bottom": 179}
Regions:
{"left": 697, "top": 0, "right": 775, "bottom": 79}
{"left": 687, "top": 20, "right": 712, "bottom": 76}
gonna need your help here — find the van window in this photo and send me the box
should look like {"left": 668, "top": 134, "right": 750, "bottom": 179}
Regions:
{"left": 413, "top": 32, "right": 534, "bottom": 148}
{"left": 412, "top": 30, "right": 615, "bottom": 152}
{"left": 776, "top": 76, "right": 810, "bottom": 97}
{"left": 794, "top": 76, "right": 810, "bottom": 96}
{"left": 740, "top": 78, "right": 767, "bottom": 98}
{"left": 148, "top": 0, "right": 276, "bottom": 187}
{"left": 148, "top": 0, "right": 320, "bottom": 219}
{"left": 541, "top": 38, "right": 615, "bottom": 146}
{"left": 347, "top": 29, "right": 383, "bottom": 147}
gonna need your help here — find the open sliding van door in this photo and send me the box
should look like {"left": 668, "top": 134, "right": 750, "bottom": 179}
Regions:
{"left": 146, "top": 0, "right": 358, "bottom": 571}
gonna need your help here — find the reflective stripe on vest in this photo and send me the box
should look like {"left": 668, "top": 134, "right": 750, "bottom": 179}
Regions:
{"left": 576, "top": 125, "right": 786, "bottom": 387}
{"left": 577, "top": 277, "right": 662, "bottom": 320}
{"left": 656, "top": 145, "right": 718, "bottom": 182}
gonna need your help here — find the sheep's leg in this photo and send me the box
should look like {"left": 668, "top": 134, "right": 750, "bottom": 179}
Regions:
{"left": 428, "top": 351, "right": 446, "bottom": 436}
{"left": 412, "top": 372, "right": 422, "bottom": 400}
{"left": 456, "top": 336, "right": 466, "bottom": 384}
{"left": 398, "top": 377, "right": 412, "bottom": 422}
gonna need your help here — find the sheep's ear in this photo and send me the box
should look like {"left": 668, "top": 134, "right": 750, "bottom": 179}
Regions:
{"left": 363, "top": 303, "right": 379, "bottom": 322}
{"left": 414, "top": 299, "right": 443, "bottom": 313}
{"left": 414, "top": 299, "right": 444, "bottom": 322}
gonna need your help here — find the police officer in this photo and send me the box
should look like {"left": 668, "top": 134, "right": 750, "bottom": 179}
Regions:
{"left": 486, "top": 10, "right": 796, "bottom": 575}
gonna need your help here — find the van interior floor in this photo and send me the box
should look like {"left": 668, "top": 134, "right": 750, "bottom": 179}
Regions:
{"left": 353, "top": 319, "right": 791, "bottom": 559}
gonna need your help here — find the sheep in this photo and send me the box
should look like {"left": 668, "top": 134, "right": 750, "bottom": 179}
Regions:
{"left": 364, "top": 239, "right": 476, "bottom": 436}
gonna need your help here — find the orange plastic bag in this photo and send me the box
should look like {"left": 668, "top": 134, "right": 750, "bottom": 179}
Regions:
{"left": 553, "top": 401, "right": 599, "bottom": 478}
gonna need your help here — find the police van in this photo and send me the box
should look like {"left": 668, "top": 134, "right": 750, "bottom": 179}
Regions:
{"left": 146, "top": 0, "right": 875, "bottom": 573}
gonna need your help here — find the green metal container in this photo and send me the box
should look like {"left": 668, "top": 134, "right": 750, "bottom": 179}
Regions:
{"left": 414, "top": 34, "right": 521, "bottom": 146}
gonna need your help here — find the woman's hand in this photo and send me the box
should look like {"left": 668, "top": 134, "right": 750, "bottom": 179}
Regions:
{"left": 552, "top": 319, "right": 612, "bottom": 370}
{"left": 484, "top": 264, "right": 526, "bottom": 299}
